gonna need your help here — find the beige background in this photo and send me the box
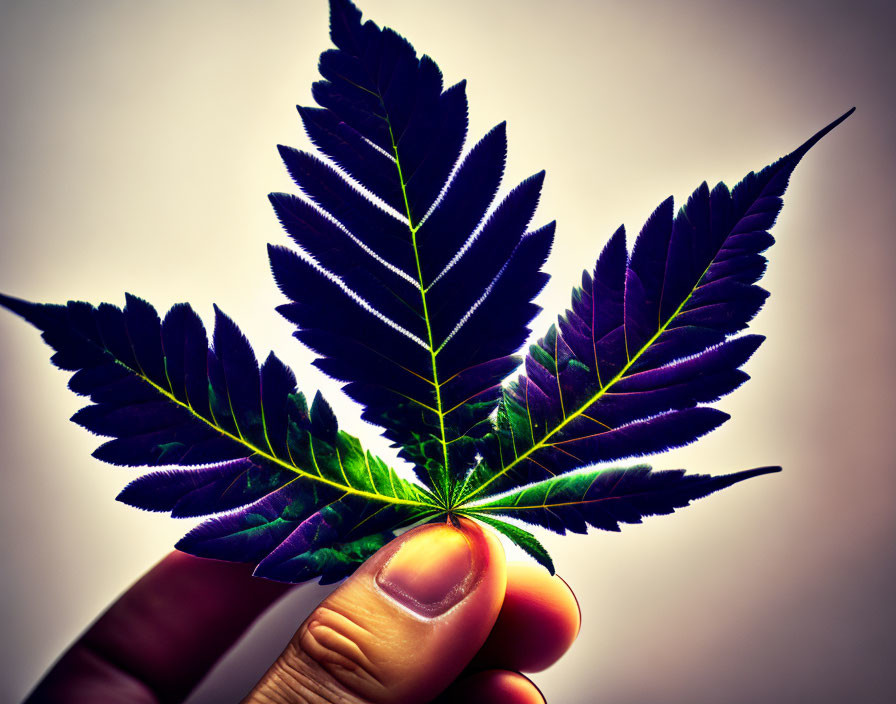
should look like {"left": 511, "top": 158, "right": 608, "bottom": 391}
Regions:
{"left": 1, "top": 0, "right": 894, "bottom": 702}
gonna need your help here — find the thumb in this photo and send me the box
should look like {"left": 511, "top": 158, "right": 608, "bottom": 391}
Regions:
{"left": 244, "top": 517, "right": 506, "bottom": 704}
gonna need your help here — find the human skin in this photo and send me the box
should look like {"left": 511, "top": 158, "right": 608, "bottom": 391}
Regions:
{"left": 25, "top": 520, "right": 580, "bottom": 703}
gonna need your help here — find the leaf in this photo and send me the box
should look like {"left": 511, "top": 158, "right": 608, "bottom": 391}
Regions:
{"left": 273, "top": 532, "right": 396, "bottom": 587}
{"left": 467, "top": 466, "right": 781, "bottom": 534}
{"left": 0, "top": 293, "right": 438, "bottom": 583}
{"left": 467, "top": 514, "right": 555, "bottom": 575}
{"left": 268, "top": 0, "right": 553, "bottom": 504}
{"left": 458, "top": 109, "right": 854, "bottom": 503}
{"left": 0, "top": 0, "right": 852, "bottom": 582}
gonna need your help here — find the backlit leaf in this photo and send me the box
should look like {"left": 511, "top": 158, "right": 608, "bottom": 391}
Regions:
{"left": 467, "top": 466, "right": 781, "bottom": 535}
{"left": 0, "top": 293, "right": 437, "bottom": 582}
{"left": 459, "top": 109, "right": 853, "bottom": 503}
{"left": 269, "top": 0, "right": 552, "bottom": 504}
{"left": 0, "top": 0, "right": 852, "bottom": 581}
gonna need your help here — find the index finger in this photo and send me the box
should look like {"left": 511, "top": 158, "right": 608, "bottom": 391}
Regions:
{"left": 473, "top": 563, "right": 581, "bottom": 673}
{"left": 26, "top": 552, "right": 290, "bottom": 703}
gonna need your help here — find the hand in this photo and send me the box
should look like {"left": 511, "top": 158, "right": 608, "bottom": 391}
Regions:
{"left": 26, "top": 519, "right": 580, "bottom": 703}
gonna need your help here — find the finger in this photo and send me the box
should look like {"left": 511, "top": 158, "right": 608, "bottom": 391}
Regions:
{"left": 244, "top": 517, "right": 507, "bottom": 704}
{"left": 26, "top": 551, "right": 290, "bottom": 703}
{"left": 434, "top": 669, "right": 545, "bottom": 704}
{"left": 473, "top": 563, "right": 581, "bottom": 673}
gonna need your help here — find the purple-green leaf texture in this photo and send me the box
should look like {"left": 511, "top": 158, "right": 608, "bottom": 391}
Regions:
{"left": 0, "top": 0, "right": 852, "bottom": 583}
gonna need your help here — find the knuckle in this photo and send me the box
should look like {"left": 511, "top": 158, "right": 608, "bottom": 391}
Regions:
{"left": 297, "top": 607, "right": 386, "bottom": 695}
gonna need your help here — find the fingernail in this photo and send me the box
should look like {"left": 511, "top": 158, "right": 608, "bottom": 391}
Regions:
{"left": 375, "top": 525, "right": 479, "bottom": 617}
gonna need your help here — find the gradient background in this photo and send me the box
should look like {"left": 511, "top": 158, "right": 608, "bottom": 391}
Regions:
{"left": 1, "top": 0, "right": 894, "bottom": 702}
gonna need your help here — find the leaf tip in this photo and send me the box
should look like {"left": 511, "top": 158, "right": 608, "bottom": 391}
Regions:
{"left": 0, "top": 292, "right": 37, "bottom": 321}
{"left": 751, "top": 465, "right": 783, "bottom": 477}
{"left": 211, "top": 303, "right": 230, "bottom": 338}
{"left": 789, "top": 107, "right": 855, "bottom": 163}
{"left": 717, "top": 465, "right": 783, "bottom": 491}
{"left": 311, "top": 390, "right": 339, "bottom": 439}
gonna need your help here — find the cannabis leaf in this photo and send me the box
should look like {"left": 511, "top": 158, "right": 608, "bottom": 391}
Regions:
{"left": 268, "top": 0, "right": 552, "bottom": 507}
{"left": 0, "top": 0, "right": 851, "bottom": 583}
{"left": 0, "top": 293, "right": 438, "bottom": 583}
{"left": 467, "top": 466, "right": 781, "bottom": 536}
{"left": 457, "top": 106, "right": 853, "bottom": 507}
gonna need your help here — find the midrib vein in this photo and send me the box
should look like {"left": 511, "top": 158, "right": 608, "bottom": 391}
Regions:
{"left": 116, "top": 359, "right": 433, "bottom": 509}
{"left": 387, "top": 121, "right": 452, "bottom": 505}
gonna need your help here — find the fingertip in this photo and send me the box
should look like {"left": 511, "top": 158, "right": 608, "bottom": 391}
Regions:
{"left": 435, "top": 669, "right": 545, "bottom": 704}
{"left": 556, "top": 573, "right": 582, "bottom": 639}
{"left": 475, "top": 563, "right": 581, "bottom": 673}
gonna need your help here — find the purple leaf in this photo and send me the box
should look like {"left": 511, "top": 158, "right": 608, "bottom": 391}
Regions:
{"left": 0, "top": 292, "right": 436, "bottom": 583}
{"left": 461, "top": 109, "right": 853, "bottom": 502}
